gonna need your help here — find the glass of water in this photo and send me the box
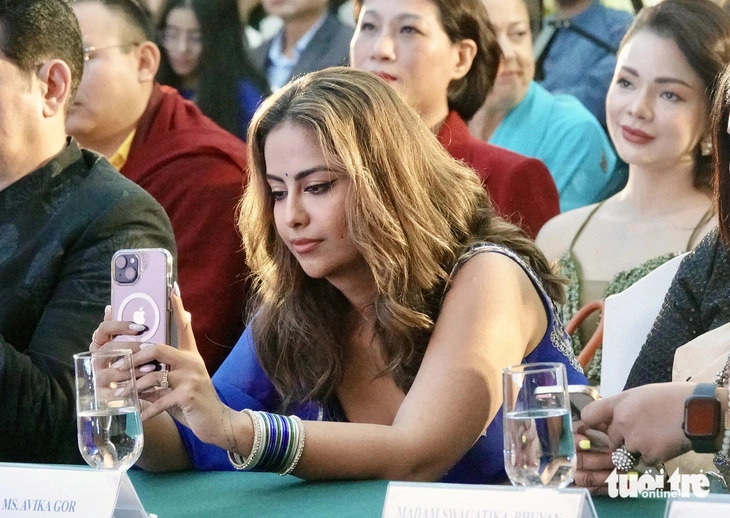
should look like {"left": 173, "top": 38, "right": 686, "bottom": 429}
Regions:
{"left": 503, "top": 362, "right": 576, "bottom": 488}
{"left": 74, "top": 350, "right": 144, "bottom": 470}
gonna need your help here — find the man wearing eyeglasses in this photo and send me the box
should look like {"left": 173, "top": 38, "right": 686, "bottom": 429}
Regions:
{"left": 0, "top": 0, "right": 175, "bottom": 463}
{"left": 66, "top": 0, "right": 250, "bottom": 375}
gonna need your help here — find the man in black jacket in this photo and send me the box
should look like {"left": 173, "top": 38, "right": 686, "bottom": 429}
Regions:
{"left": 0, "top": 0, "right": 175, "bottom": 464}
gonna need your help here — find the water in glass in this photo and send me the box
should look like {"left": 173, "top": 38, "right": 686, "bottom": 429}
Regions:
{"left": 502, "top": 362, "right": 576, "bottom": 488}
{"left": 74, "top": 350, "right": 144, "bottom": 470}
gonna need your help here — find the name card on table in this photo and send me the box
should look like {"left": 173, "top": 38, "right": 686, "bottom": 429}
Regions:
{"left": 665, "top": 494, "right": 730, "bottom": 518}
{"left": 382, "top": 482, "right": 597, "bottom": 518}
{"left": 0, "top": 463, "right": 154, "bottom": 518}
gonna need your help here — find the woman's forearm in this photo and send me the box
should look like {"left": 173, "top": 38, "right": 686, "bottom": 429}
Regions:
{"left": 136, "top": 412, "right": 194, "bottom": 472}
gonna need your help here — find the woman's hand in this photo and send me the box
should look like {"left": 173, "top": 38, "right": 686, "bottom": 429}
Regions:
{"left": 89, "top": 304, "right": 148, "bottom": 352}
{"left": 581, "top": 383, "right": 695, "bottom": 466}
{"left": 125, "top": 288, "right": 236, "bottom": 448}
{"left": 88, "top": 305, "right": 167, "bottom": 384}
{"left": 88, "top": 287, "right": 238, "bottom": 450}
{"left": 571, "top": 426, "right": 616, "bottom": 495}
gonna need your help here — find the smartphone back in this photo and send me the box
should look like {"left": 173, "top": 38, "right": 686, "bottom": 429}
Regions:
{"left": 111, "top": 248, "right": 172, "bottom": 344}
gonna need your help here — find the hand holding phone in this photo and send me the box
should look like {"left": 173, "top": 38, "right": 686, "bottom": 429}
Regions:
{"left": 567, "top": 386, "right": 614, "bottom": 452}
{"left": 568, "top": 385, "right": 601, "bottom": 420}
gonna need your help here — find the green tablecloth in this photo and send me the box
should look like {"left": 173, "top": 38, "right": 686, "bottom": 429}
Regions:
{"left": 128, "top": 471, "right": 668, "bottom": 518}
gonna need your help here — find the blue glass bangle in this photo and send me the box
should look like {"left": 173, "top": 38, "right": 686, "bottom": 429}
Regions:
{"left": 280, "top": 416, "right": 296, "bottom": 470}
{"left": 273, "top": 415, "right": 291, "bottom": 473}
{"left": 255, "top": 412, "right": 277, "bottom": 471}
{"left": 268, "top": 413, "right": 286, "bottom": 472}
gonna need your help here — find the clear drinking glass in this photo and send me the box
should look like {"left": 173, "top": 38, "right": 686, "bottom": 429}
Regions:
{"left": 502, "top": 362, "right": 576, "bottom": 488}
{"left": 74, "top": 350, "right": 144, "bottom": 470}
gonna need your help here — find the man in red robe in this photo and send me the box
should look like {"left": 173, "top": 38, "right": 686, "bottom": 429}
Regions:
{"left": 67, "top": 0, "right": 249, "bottom": 373}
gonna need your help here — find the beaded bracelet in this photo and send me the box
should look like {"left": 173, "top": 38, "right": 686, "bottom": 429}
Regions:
{"left": 713, "top": 395, "right": 730, "bottom": 475}
{"left": 227, "top": 409, "right": 306, "bottom": 476}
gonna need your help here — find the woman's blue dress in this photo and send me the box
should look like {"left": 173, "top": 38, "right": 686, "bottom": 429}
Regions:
{"left": 175, "top": 243, "right": 587, "bottom": 483}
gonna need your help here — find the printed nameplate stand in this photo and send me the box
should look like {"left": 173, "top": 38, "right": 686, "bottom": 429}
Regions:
{"left": 382, "top": 482, "right": 597, "bottom": 518}
{"left": 0, "top": 463, "right": 153, "bottom": 518}
{"left": 665, "top": 493, "right": 730, "bottom": 518}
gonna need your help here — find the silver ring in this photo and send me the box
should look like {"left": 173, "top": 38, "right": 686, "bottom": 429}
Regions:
{"left": 159, "top": 370, "right": 169, "bottom": 390}
{"left": 612, "top": 446, "right": 640, "bottom": 471}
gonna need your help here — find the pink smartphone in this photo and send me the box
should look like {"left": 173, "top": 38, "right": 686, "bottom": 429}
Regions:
{"left": 111, "top": 248, "right": 173, "bottom": 345}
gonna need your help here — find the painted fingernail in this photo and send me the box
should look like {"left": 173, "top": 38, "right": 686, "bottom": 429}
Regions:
{"left": 173, "top": 281, "right": 181, "bottom": 297}
{"left": 139, "top": 364, "right": 156, "bottom": 373}
{"left": 578, "top": 439, "right": 591, "bottom": 450}
{"left": 140, "top": 342, "right": 155, "bottom": 349}
{"left": 129, "top": 323, "right": 147, "bottom": 332}
{"left": 105, "top": 305, "right": 111, "bottom": 314}
{"left": 627, "top": 471, "right": 639, "bottom": 481}
{"left": 114, "top": 387, "right": 125, "bottom": 396}
{"left": 111, "top": 359, "right": 125, "bottom": 369}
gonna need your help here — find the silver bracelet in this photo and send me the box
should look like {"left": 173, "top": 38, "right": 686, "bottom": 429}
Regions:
{"left": 228, "top": 409, "right": 264, "bottom": 471}
{"left": 713, "top": 394, "right": 730, "bottom": 474}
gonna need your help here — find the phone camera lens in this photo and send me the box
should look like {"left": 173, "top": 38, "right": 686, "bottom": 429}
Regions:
{"left": 123, "top": 266, "right": 137, "bottom": 282}
{"left": 114, "top": 253, "right": 139, "bottom": 283}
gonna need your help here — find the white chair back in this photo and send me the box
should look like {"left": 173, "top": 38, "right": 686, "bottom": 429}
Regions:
{"left": 599, "top": 253, "right": 688, "bottom": 397}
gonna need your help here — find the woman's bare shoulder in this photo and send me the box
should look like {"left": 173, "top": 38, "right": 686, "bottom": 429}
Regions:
{"left": 536, "top": 204, "right": 600, "bottom": 262}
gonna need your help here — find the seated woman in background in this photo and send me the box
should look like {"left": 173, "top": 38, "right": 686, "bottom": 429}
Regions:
{"left": 156, "top": 0, "right": 270, "bottom": 140}
{"left": 625, "top": 57, "right": 730, "bottom": 391}
{"left": 573, "top": 43, "right": 730, "bottom": 496}
{"left": 469, "top": 0, "right": 620, "bottom": 213}
{"left": 91, "top": 68, "right": 586, "bottom": 484}
{"left": 537, "top": 0, "right": 726, "bottom": 384}
{"left": 350, "top": 0, "right": 560, "bottom": 239}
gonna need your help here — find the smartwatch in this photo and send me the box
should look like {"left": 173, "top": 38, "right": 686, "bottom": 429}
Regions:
{"left": 683, "top": 383, "right": 722, "bottom": 454}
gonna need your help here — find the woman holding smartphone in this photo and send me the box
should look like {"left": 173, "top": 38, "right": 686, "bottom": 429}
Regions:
{"left": 91, "top": 67, "right": 586, "bottom": 483}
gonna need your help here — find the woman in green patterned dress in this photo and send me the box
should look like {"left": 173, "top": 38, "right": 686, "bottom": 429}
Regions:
{"left": 537, "top": 0, "right": 727, "bottom": 384}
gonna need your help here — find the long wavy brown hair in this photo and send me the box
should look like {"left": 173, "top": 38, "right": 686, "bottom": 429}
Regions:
{"left": 711, "top": 65, "right": 730, "bottom": 244}
{"left": 239, "top": 68, "right": 563, "bottom": 410}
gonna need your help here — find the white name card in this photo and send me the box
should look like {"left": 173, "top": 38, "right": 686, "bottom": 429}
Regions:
{"left": 382, "top": 482, "right": 597, "bottom": 518}
{"left": 665, "top": 494, "right": 730, "bottom": 518}
{"left": 0, "top": 463, "right": 153, "bottom": 518}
